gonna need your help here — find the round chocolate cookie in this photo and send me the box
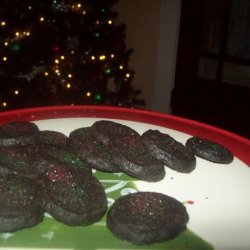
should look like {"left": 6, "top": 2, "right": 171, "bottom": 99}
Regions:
{"left": 0, "top": 121, "right": 39, "bottom": 147}
{"left": 0, "top": 209, "right": 43, "bottom": 232}
{"left": 0, "top": 145, "right": 44, "bottom": 177}
{"left": 69, "top": 127, "right": 122, "bottom": 172}
{"left": 107, "top": 192, "right": 189, "bottom": 245}
{"left": 142, "top": 130, "right": 196, "bottom": 173}
{"left": 41, "top": 191, "right": 105, "bottom": 226}
{"left": 0, "top": 174, "right": 41, "bottom": 217}
{"left": 40, "top": 164, "right": 107, "bottom": 225}
{"left": 185, "top": 136, "right": 234, "bottom": 164}
{"left": 37, "top": 130, "right": 68, "bottom": 148}
{"left": 91, "top": 121, "right": 165, "bottom": 182}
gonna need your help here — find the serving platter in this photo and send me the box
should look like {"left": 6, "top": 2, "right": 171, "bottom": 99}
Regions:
{"left": 0, "top": 105, "right": 249, "bottom": 250}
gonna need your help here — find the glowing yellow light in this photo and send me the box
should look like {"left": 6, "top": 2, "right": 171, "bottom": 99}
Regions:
{"left": 40, "top": 16, "right": 45, "bottom": 22}
{"left": 119, "top": 65, "right": 124, "bottom": 70}
{"left": 108, "top": 20, "right": 112, "bottom": 24}
{"left": 126, "top": 73, "right": 130, "bottom": 78}
{"left": 26, "top": 31, "right": 31, "bottom": 36}
{"left": 2, "top": 57, "right": 7, "bottom": 61}
{"left": 66, "top": 83, "right": 71, "bottom": 88}
{"left": 77, "top": 3, "right": 82, "bottom": 8}
{"left": 86, "top": 92, "right": 91, "bottom": 97}
{"left": 82, "top": 11, "right": 87, "bottom": 15}
{"left": 60, "top": 55, "right": 65, "bottom": 60}
{"left": 68, "top": 74, "right": 72, "bottom": 78}
{"left": 4, "top": 42, "right": 8, "bottom": 46}
{"left": 2, "top": 102, "right": 7, "bottom": 107}
{"left": 54, "top": 59, "right": 59, "bottom": 64}
{"left": 55, "top": 69, "right": 60, "bottom": 76}
{"left": 15, "top": 32, "right": 20, "bottom": 37}
{"left": 44, "top": 72, "right": 49, "bottom": 76}
{"left": 1, "top": 21, "right": 6, "bottom": 26}
{"left": 110, "top": 54, "right": 115, "bottom": 58}
{"left": 14, "top": 90, "right": 19, "bottom": 95}
{"left": 99, "top": 55, "right": 106, "bottom": 61}
{"left": 91, "top": 56, "right": 95, "bottom": 60}
{"left": 70, "top": 50, "right": 75, "bottom": 54}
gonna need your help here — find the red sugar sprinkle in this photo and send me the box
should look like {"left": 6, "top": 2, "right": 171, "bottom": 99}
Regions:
{"left": 186, "top": 200, "right": 195, "bottom": 205}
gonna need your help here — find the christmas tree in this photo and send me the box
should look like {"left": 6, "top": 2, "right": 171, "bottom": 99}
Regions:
{"left": 0, "top": 0, "right": 144, "bottom": 111}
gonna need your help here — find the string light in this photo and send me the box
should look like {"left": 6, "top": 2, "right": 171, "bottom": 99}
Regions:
{"left": 2, "top": 56, "right": 8, "bottom": 61}
{"left": 119, "top": 65, "right": 124, "bottom": 70}
{"left": 125, "top": 73, "right": 130, "bottom": 78}
{"left": 39, "top": 16, "right": 45, "bottom": 22}
{"left": 108, "top": 20, "right": 112, "bottom": 25}
{"left": 44, "top": 71, "right": 49, "bottom": 76}
{"left": 2, "top": 102, "right": 7, "bottom": 107}
{"left": 14, "top": 90, "right": 19, "bottom": 95}
{"left": 66, "top": 83, "right": 71, "bottom": 88}
{"left": 99, "top": 55, "right": 106, "bottom": 61}
{"left": 91, "top": 55, "right": 95, "bottom": 60}
{"left": 110, "top": 54, "right": 115, "bottom": 58}
{"left": 68, "top": 74, "right": 72, "bottom": 78}
{"left": 86, "top": 91, "right": 91, "bottom": 97}
{"left": 54, "top": 59, "right": 59, "bottom": 64}
{"left": 15, "top": 32, "right": 20, "bottom": 37}
{"left": 55, "top": 69, "right": 61, "bottom": 75}
{"left": 60, "top": 55, "right": 65, "bottom": 60}
{"left": 95, "top": 94, "right": 102, "bottom": 101}
{"left": 82, "top": 11, "right": 87, "bottom": 15}
{"left": 1, "top": 21, "right": 6, "bottom": 27}
{"left": 4, "top": 42, "right": 8, "bottom": 46}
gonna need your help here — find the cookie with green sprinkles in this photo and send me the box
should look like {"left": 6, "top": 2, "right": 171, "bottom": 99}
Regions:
{"left": 40, "top": 164, "right": 107, "bottom": 225}
{"left": 185, "top": 136, "right": 234, "bottom": 164}
{"left": 142, "top": 129, "right": 196, "bottom": 173}
{"left": 0, "top": 145, "right": 45, "bottom": 177}
{"left": 0, "top": 121, "right": 39, "bottom": 147}
{"left": 41, "top": 191, "right": 105, "bottom": 226}
{"left": 69, "top": 127, "right": 122, "bottom": 172}
{"left": 107, "top": 192, "right": 189, "bottom": 245}
{"left": 0, "top": 174, "right": 42, "bottom": 217}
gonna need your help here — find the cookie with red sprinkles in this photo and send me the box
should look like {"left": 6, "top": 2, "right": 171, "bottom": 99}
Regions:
{"left": 39, "top": 163, "right": 107, "bottom": 226}
{"left": 107, "top": 192, "right": 189, "bottom": 245}
{"left": 0, "top": 121, "right": 39, "bottom": 147}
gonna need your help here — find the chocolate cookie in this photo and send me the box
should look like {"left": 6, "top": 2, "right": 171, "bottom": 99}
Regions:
{"left": 0, "top": 174, "right": 41, "bottom": 217}
{"left": 37, "top": 130, "right": 68, "bottom": 148}
{"left": 69, "top": 127, "right": 121, "bottom": 172}
{"left": 40, "top": 164, "right": 107, "bottom": 226}
{"left": 0, "top": 209, "right": 44, "bottom": 232}
{"left": 91, "top": 121, "right": 165, "bottom": 182}
{"left": 0, "top": 145, "right": 44, "bottom": 178}
{"left": 185, "top": 136, "right": 234, "bottom": 164}
{"left": 142, "top": 130, "right": 196, "bottom": 173}
{"left": 0, "top": 121, "right": 39, "bottom": 147}
{"left": 107, "top": 192, "right": 189, "bottom": 245}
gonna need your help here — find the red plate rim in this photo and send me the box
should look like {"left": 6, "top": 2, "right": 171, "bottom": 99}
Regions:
{"left": 0, "top": 105, "right": 249, "bottom": 166}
